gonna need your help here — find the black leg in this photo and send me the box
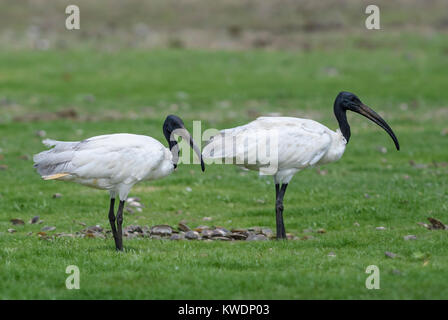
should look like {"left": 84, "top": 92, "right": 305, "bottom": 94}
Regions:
{"left": 275, "top": 183, "right": 280, "bottom": 200}
{"left": 275, "top": 183, "right": 288, "bottom": 239}
{"left": 108, "top": 198, "right": 120, "bottom": 250}
{"left": 115, "top": 200, "right": 125, "bottom": 251}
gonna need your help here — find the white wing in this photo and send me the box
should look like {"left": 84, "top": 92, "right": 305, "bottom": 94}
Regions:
{"left": 203, "top": 117, "right": 333, "bottom": 171}
{"left": 34, "top": 134, "right": 169, "bottom": 184}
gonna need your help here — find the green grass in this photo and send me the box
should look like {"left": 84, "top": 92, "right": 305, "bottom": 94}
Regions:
{"left": 1, "top": 35, "right": 448, "bottom": 299}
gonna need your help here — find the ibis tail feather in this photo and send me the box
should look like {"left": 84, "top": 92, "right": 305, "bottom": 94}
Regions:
{"left": 42, "top": 173, "right": 70, "bottom": 180}
{"left": 33, "top": 139, "right": 77, "bottom": 178}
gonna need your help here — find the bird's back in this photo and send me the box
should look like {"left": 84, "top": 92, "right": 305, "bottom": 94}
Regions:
{"left": 34, "top": 133, "right": 172, "bottom": 188}
{"left": 203, "top": 116, "right": 342, "bottom": 173}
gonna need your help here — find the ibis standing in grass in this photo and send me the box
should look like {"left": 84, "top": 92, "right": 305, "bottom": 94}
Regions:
{"left": 203, "top": 92, "right": 400, "bottom": 239}
{"left": 34, "top": 115, "right": 205, "bottom": 251}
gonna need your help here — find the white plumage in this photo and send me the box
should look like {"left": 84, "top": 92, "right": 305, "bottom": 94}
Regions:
{"left": 34, "top": 134, "right": 174, "bottom": 200}
{"left": 203, "top": 116, "right": 347, "bottom": 184}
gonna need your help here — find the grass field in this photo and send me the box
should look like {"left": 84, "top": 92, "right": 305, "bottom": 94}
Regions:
{"left": 1, "top": 31, "right": 448, "bottom": 299}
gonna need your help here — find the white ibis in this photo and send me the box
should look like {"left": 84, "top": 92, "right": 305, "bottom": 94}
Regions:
{"left": 203, "top": 92, "right": 400, "bottom": 239}
{"left": 33, "top": 115, "right": 205, "bottom": 251}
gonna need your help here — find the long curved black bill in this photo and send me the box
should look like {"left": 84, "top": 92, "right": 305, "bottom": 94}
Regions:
{"left": 356, "top": 104, "right": 400, "bottom": 150}
{"left": 189, "top": 136, "right": 205, "bottom": 172}
{"left": 176, "top": 128, "right": 205, "bottom": 172}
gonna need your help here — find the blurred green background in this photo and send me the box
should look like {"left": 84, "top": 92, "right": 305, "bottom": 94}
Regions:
{"left": 0, "top": 0, "right": 447, "bottom": 299}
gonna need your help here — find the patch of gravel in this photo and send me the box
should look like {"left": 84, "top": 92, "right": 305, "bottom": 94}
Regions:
{"left": 31, "top": 222, "right": 300, "bottom": 241}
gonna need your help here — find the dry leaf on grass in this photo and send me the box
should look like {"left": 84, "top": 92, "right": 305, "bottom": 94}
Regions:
{"left": 10, "top": 218, "right": 24, "bottom": 225}
{"left": 385, "top": 251, "right": 397, "bottom": 259}
{"left": 29, "top": 216, "right": 40, "bottom": 224}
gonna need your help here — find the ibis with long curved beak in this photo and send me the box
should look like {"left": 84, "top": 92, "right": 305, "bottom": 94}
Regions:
{"left": 203, "top": 92, "right": 400, "bottom": 239}
{"left": 33, "top": 115, "right": 205, "bottom": 251}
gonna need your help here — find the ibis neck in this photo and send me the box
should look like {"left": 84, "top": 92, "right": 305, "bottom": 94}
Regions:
{"left": 334, "top": 103, "right": 351, "bottom": 143}
{"left": 165, "top": 138, "right": 180, "bottom": 168}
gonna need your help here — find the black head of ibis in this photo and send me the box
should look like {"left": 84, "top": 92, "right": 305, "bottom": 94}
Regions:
{"left": 334, "top": 91, "right": 400, "bottom": 150}
{"left": 163, "top": 114, "right": 205, "bottom": 171}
